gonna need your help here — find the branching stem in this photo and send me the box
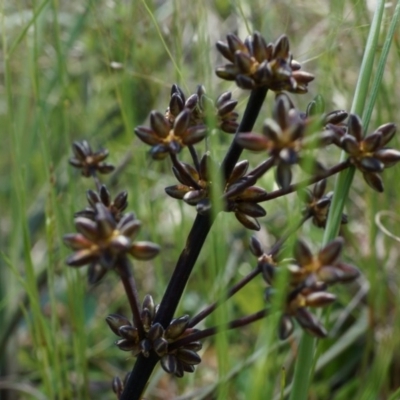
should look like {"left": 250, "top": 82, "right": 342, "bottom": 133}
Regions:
{"left": 262, "top": 160, "right": 351, "bottom": 202}
{"left": 171, "top": 309, "right": 269, "bottom": 351}
{"left": 115, "top": 257, "right": 145, "bottom": 339}
{"left": 188, "top": 212, "right": 309, "bottom": 328}
{"left": 188, "top": 265, "right": 262, "bottom": 328}
{"left": 120, "top": 87, "right": 269, "bottom": 400}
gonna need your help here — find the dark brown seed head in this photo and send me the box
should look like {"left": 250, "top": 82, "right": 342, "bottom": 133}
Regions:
{"left": 298, "top": 180, "right": 347, "bottom": 228}
{"left": 340, "top": 115, "right": 398, "bottom": 192}
{"left": 75, "top": 185, "right": 128, "bottom": 222}
{"left": 216, "top": 32, "right": 314, "bottom": 93}
{"left": 69, "top": 140, "right": 115, "bottom": 177}
{"left": 236, "top": 94, "right": 311, "bottom": 189}
{"left": 135, "top": 108, "right": 207, "bottom": 160}
{"left": 64, "top": 205, "right": 159, "bottom": 282}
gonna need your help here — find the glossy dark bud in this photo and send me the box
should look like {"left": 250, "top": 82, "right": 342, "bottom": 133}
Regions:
{"left": 249, "top": 236, "right": 263, "bottom": 257}
{"left": 161, "top": 354, "right": 178, "bottom": 374}
{"left": 294, "top": 240, "right": 313, "bottom": 267}
{"left": 176, "top": 349, "right": 201, "bottom": 365}
{"left": 150, "top": 111, "right": 170, "bottom": 138}
{"left": 106, "top": 314, "right": 132, "bottom": 336}
{"left": 165, "top": 315, "right": 189, "bottom": 340}
{"left": 278, "top": 315, "right": 294, "bottom": 340}
{"left": 112, "top": 376, "right": 123, "bottom": 397}
{"left": 318, "top": 238, "right": 343, "bottom": 265}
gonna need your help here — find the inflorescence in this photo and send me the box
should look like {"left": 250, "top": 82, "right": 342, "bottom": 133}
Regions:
{"left": 63, "top": 30, "right": 400, "bottom": 399}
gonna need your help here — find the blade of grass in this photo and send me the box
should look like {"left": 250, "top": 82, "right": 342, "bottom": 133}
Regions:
{"left": 362, "top": 0, "right": 400, "bottom": 131}
{"left": 140, "top": 0, "right": 188, "bottom": 90}
{"left": 7, "top": 0, "right": 50, "bottom": 57}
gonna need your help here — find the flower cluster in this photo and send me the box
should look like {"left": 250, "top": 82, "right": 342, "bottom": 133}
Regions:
{"left": 69, "top": 140, "right": 115, "bottom": 177}
{"left": 237, "top": 94, "right": 332, "bottom": 189}
{"left": 134, "top": 83, "right": 242, "bottom": 160}
{"left": 106, "top": 295, "right": 202, "bottom": 378}
{"left": 134, "top": 109, "right": 207, "bottom": 160}
{"left": 251, "top": 236, "right": 360, "bottom": 339}
{"left": 165, "top": 84, "right": 239, "bottom": 133}
{"left": 61, "top": 28, "right": 400, "bottom": 399}
{"left": 165, "top": 154, "right": 268, "bottom": 230}
{"left": 63, "top": 203, "right": 159, "bottom": 283}
{"left": 75, "top": 185, "right": 128, "bottom": 223}
{"left": 216, "top": 32, "right": 314, "bottom": 92}
{"left": 299, "top": 179, "right": 348, "bottom": 228}
{"left": 339, "top": 114, "right": 400, "bottom": 192}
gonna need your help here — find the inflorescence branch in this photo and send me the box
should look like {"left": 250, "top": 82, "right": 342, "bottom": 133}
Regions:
{"left": 62, "top": 30, "right": 400, "bottom": 400}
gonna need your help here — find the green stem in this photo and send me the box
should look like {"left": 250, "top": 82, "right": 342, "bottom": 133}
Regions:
{"left": 289, "top": 2, "right": 387, "bottom": 399}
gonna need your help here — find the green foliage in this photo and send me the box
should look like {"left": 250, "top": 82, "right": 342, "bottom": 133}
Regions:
{"left": 2, "top": 0, "right": 400, "bottom": 399}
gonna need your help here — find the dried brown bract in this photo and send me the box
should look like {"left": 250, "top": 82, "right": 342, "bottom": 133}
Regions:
{"left": 216, "top": 32, "right": 314, "bottom": 92}
{"left": 69, "top": 140, "right": 115, "bottom": 177}
{"left": 340, "top": 114, "right": 399, "bottom": 192}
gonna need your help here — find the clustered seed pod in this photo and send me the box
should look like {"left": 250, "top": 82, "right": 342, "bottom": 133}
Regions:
{"left": 298, "top": 179, "right": 348, "bottom": 228}
{"left": 75, "top": 184, "right": 128, "bottom": 223}
{"left": 216, "top": 32, "right": 314, "bottom": 92}
{"left": 251, "top": 236, "right": 360, "bottom": 339}
{"left": 223, "top": 160, "right": 268, "bottom": 230}
{"left": 63, "top": 30, "right": 400, "bottom": 396}
{"left": 165, "top": 152, "right": 213, "bottom": 207}
{"left": 134, "top": 84, "right": 241, "bottom": 160}
{"left": 69, "top": 140, "right": 115, "bottom": 177}
{"left": 165, "top": 84, "right": 239, "bottom": 134}
{"left": 249, "top": 236, "right": 278, "bottom": 284}
{"left": 165, "top": 84, "right": 207, "bottom": 127}
{"left": 338, "top": 114, "right": 400, "bottom": 192}
{"left": 106, "top": 295, "right": 202, "bottom": 378}
{"left": 215, "top": 91, "right": 240, "bottom": 133}
{"left": 134, "top": 109, "right": 207, "bottom": 160}
{"left": 63, "top": 204, "right": 160, "bottom": 283}
{"left": 165, "top": 154, "right": 268, "bottom": 230}
{"left": 236, "top": 94, "right": 333, "bottom": 189}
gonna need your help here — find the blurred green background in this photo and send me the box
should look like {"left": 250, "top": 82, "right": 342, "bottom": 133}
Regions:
{"left": 1, "top": 0, "right": 400, "bottom": 399}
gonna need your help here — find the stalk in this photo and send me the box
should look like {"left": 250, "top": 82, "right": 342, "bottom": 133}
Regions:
{"left": 289, "top": 2, "right": 387, "bottom": 399}
{"left": 120, "top": 87, "right": 268, "bottom": 400}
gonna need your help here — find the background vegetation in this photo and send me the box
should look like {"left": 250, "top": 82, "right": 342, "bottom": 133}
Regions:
{"left": 1, "top": 0, "right": 400, "bottom": 399}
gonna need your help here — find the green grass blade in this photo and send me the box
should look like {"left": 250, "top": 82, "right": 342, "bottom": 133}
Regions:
{"left": 8, "top": 0, "right": 50, "bottom": 57}
{"left": 362, "top": 0, "right": 400, "bottom": 131}
{"left": 289, "top": 1, "right": 388, "bottom": 399}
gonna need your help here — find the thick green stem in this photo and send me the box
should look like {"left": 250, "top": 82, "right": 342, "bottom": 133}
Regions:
{"left": 289, "top": 2, "right": 387, "bottom": 399}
